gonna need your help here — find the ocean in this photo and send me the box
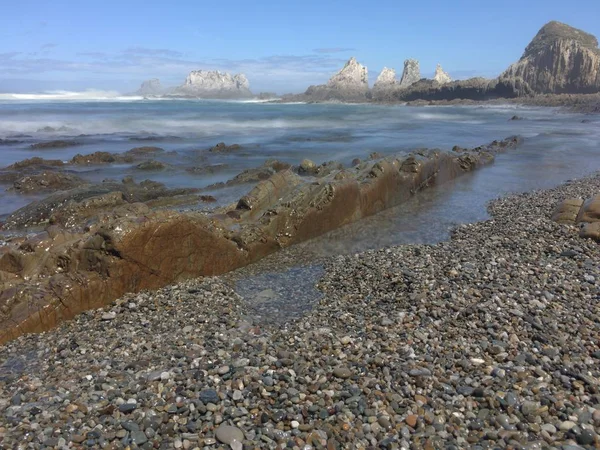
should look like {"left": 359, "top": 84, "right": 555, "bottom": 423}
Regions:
{"left": 0, "top": 98, "right": 599, "bottom": 249}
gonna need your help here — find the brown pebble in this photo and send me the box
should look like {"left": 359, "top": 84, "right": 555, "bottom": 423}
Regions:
{"left": 406, "top": 415, "right": 418, "bottom": 428}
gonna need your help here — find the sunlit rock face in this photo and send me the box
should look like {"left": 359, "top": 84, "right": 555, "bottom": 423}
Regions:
{"left": 433, "top": 64, "right": 452, "bottom": 85}
{"left": 174, "top": 70, "right": 252, "bottom": 98}
{"left": 399, "top": 59, "right": 421, "bottom": 88}
{"left": 501, "top": 21, "right": 600, "bottom": 94}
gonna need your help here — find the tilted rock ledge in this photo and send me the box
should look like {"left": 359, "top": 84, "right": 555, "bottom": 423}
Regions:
{"left": 0, "top": 137, "right": 521, "bottom": 344}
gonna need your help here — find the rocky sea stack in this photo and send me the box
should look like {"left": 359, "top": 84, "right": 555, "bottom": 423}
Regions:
{"left": 282, "top": 57, "right": 370, "bottom": 102}
{"left": 285, "top": 21, "right": 600, "bottom": 104}
{"left": 173, "top": 70, "right": 253, "bottom": 99}
{"left": 398, "top": 59, "right": 421, "bottom": 88}
{"left": 501, "top": 21, "right": 600, "bottom": 94}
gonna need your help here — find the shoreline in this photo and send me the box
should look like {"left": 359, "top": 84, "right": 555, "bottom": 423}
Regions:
{"left": 1, "top": 173, "right": 599, "bottom": 447}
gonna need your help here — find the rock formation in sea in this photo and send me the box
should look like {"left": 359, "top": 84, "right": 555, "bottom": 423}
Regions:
{"left": 433, "top": 64, "right": 452, "bottom": 84}
{"left": 136, "top": 78, "right": 164, "bottom": 97}
{"left": 172, "top": 70, "right": 253, "bottom": 99}
{"left": 373, "top": 67, "right": 397, "bottom": 90}
{"left": 0, "top": 136, "right": 522, "bottom": 343}
{"left": 500, "top": 21, "right": 600, "bottom": 94}
{"left": 327, "top": 57, "right": 369, "bottom": 93}
{"left": 281, "top": 57, "right": 370, "bottom": 102}
{"left": 399, "top": 59, "right": 421, "bottom": 88}
{"left": 389, "top": 21, "right": 600, "bottom": 102}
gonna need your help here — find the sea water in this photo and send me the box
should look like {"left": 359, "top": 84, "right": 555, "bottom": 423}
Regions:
{"left": 1, "top": 99, "right": 599, "bottom": 323}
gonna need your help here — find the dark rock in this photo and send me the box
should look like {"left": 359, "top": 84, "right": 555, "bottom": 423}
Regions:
{"left": 10, "top": 172, "right": 88, "bottom": 193}
{"left": 6, "top": 157, "right": 65, "bottom": 170}
{"left": 136, "top": 160, "right": 167, "bottom": 171}
{"left": 209, "top": 142, "right": 241, "bottom": 153}
{"left": 30, "top": 140, "right": 80, "bottom": 149}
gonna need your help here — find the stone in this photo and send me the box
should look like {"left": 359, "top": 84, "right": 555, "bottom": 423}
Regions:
{"left": 130, "top": 430, "right": 148, "bottom": 445}
{"left": 10, "top": 172, "right": 87, "bottom": 194}
{"left": 215, "top": 425, "right": 244, "bottom": 444}
{"left": 326, "top": 57, "right": 369, "bottom": 94}
{"left": 433, "top": 64, "right": 452, "bottom": 84}
{"left": 580, "top": 222, "right": 600, "bottom": 241}
{"left": 577, "top": 194, "right": 600, "bottom": 222}
{"left": 551, "top": 198, "right": 584, "bottom": 223}
{"left": 299, "top": 159, "right": 317, "bottom": 174}
{"left": 101, "top": 312, "right": 116, "bottom": 320}
{"left": 576, "top": 429, "right": 596, "bottom": 445}
{"left": 501, "top": 21, "right": 600, "bottom": 94}
{"left": 136, "top": 160, "right": 167, "bottom": 171}
{"left": 333, "top": 367, "right": 352, "bottom": 379}
{"left": 174, "top": 70, "right": 252, "bottom": 99}
{"left": 118, "top": 403, "right": 137, "bottom": 413}
{"left": 199, "top": 389, "right": 219, "bottom": 404}
{"left": 560, "top": 420, "right": 577, "bottom": 431}
{"left": 374, "top": 67, "right": 397, "bottom": 90}
{"left": 406, "top": 415, "right": 418, "bottom": 428}
{"left": 399, "top": 59, "right": 421, "bottom": 88}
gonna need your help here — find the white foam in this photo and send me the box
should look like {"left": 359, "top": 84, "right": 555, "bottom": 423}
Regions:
{"left": 0, "top": 90, "right": 143, "bottom": 101}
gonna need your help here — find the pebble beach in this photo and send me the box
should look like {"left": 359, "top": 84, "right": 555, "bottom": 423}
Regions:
{"left": 1, "top": 173, "right": 600, "bottom": 449}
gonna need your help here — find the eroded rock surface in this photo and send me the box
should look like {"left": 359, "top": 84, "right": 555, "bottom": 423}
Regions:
{"left": 173, "top": 70, "right": 252, "bottom": 99}
{"left": 501, "top": 21, "right": 600, "bottom": 94}
{"left": 10, "top": 172, "right": 88, "bottom": 194}
{"left": 284, "top": 57, "right": 370, "bottom": 102}
{"left": 553, "top": 194, "right": 600, "bottom": 241}
{"left": 433, "top": 64, "right": 452, "bottom": 84}
{"left": 399, "top": 59, "right": 421, "bottom": 88}
{"left": 0, "top": 137, "right": 522, "bottom": 344}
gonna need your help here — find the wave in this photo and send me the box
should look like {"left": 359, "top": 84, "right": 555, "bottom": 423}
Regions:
{"left": 0, "top": 90, "right": 144, "bottom": 101}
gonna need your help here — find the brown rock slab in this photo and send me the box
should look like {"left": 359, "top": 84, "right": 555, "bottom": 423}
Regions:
{"left": 580, "top": 222, "right": 600, "bottom": 241}
{"left": 551, "top": 198, "right": 584, "bottom": 224}
{"left": 577, "top": 195, "right": 600, "bottom": 223}
{"left": 0, "top": 137, "right": 522, "bottom": 344}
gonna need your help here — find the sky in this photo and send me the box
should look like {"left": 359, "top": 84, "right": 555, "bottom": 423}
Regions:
{"left": 1, "top": 0, "right": 600, "bottom": 94}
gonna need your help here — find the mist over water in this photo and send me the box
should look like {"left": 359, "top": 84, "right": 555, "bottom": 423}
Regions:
{"left": 0, "top": 99, "right": 599, "bottom": 239}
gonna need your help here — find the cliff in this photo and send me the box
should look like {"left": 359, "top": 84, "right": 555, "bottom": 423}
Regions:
{"left": 173, "top": 70, "right": 253, "bottom": 99}
{"left": 500, "top": 21, "right": 600, "bottom": 94}
{"left": 399, "top": 59, "right": 421, "bottom": 88}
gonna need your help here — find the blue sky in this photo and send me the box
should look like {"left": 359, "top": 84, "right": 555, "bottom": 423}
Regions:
{"left": 1, "top": 0, "right": 599, "bottom": 94}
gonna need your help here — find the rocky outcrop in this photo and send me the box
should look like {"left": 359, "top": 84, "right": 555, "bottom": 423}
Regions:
{"left": 373, "top": 67, "right": 397, "bottom": 90}
{"left": 0, "top": 136, "right": 522, "bottom": 344}
{"left": 282, "top": 58, "right": 369, "bottom": 102}
{"left": 399, "top": 59, "right": 421, "bottom": 88}
{"left": 173, "top": 70, "right": 252, "bottom": 99}
{"left": 10, "top": 172, "right": 88, "bottom": 194}
{"left": 552, "top": 195, "right": 600, "bottom": 241}
{"left": 327, "top": 57, "right": 368, "bottom": 93}
{"left": 30, "top": 140, "right": 81, "bottom": 150}
{"left": 501, "top": 21, "right": 600, "bottom": 94}
{"left": 433, "top": 64, "right": 452, "bottom": 84}
{"left": 136, "top": 78, "right": 164, "bottom": 97}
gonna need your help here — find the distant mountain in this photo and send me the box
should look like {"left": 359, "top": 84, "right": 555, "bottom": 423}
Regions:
{"left": 136, "top": 78, "right": 164, "bottom": 97}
